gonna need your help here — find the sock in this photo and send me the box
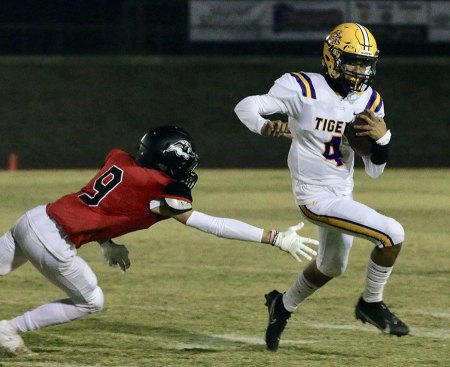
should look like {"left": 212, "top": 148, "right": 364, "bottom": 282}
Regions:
{"left": 12, "top": 299, "right": 89, "bottom": 332}
{"left": 283, "top": 272, "right": 319, "bottom": 312}
{"left": 362, "top": 258, "right": 393, "bottom": 303}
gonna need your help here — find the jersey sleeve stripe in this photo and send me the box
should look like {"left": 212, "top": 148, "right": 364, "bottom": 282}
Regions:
{"left": 374, "top": 96, "right": 383, "bottom": 112}
{"left": 365, "top": 90, "right": 383, "bottom": 112}
{"left": 290, "top": 72, "right": 317, "bottom": 99}
{"left": 299, "top": 205, "right": 394, "bottom": 247}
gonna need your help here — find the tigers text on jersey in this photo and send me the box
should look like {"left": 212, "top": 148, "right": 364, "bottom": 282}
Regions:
{"left": 235, "top": 71, "right": 385, "bottom": 188}
{"left": 46, "top": 149, "right": 192, "bottom": 247}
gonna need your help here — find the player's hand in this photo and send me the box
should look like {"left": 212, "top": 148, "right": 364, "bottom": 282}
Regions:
{"left": 100, "top": 240, "right": 131, "bottom": 273}
{"left": 271, "top": 222, "right": 319, "bottom": 262}
{"left": 261, "top": 120, "right": 292, "bottom": 138}
{"left": 354, "top": 109, "right": 388, "bottom": 140}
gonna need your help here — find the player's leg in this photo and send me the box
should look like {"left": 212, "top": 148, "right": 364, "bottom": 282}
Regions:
{"left": 0, "top": 223, "right": 29, "bottom": 276}
{"left": 300, "top": 198, "right": 409, "bottom": 336}
{"left": 0, "top": 209, "right": 104, "bottom": 355}
{"left": 0, "top": 224, "right": 33, "bottom": 356}
{"left": 10, "top": 254, "right": 104, "bottom": 332}
{"left": 265, "top": 226, "right": 352, "bottom": 351}
{"left": 285, "top": 226, "right": 353, "bottom": 308}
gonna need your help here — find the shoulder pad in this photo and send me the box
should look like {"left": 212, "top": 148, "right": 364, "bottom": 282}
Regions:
{"left": 162, "top": 181, "right": 193, "bottom": 214}
{"left": 163, "top": 181, "right": 192, "bottom": 202}
{"left": 289, "top": 72, "right": 317, "bottom": 99}
{"left": 364, "top": 89, "right": 383, "bottom": 113}
{"left": 164, "top": 197, "right": 192, "bottom": 213}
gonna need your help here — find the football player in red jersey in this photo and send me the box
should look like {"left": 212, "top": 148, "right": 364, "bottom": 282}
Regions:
{"left": 0, "top": 125, "right": 318, "bottom": 356}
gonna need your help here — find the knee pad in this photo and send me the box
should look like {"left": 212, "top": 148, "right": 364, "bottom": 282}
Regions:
{"left": 316, "top": 230, "right": 352, "bottom": 278}
{"left": 77, "top": 286, "right": 104, "bottom": 314}
{"left": 386, "top": 218, "right": 404, "bottom": 245}
{"left": 317, "top": 257, "right": 348, "bottom": 277}
{"left": 0, "top": 231, "right": 18, "bottom": 275}
{"left": 88, "top": 286, "right": 104, "bottom": 313}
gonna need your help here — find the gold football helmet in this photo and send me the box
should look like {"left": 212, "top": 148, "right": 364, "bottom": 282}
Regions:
{"left": 322, "top": 23, "right": 379, "bottom": 93}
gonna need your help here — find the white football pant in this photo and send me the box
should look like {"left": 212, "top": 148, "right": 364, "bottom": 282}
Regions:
{"left": 0, "top": 206, "right": 104, "bottom": 332}
{"left": 292, "top": 182, "right": 404, "bottom": 277}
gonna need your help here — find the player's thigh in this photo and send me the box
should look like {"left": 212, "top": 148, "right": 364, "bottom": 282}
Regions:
{"left": 300, "top": 198, "right": 403, "bottom": 247}
{"left": 13, "top": 212, "right": 99, "bottom": 303}
{"left": 0, "top": 229, "right": 28, "bottom": 275}
{"left": 43, "top": 255, "right": 99, "bottom": 304}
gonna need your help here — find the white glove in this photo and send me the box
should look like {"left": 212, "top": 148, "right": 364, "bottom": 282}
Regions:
{"left": 271, "top": 222, "right": 319, "bottom": 262}
{"left": 100, "top": 240, "right": 131, "bottom": 273}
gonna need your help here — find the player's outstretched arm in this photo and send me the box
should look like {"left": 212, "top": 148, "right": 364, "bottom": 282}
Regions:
{"left": 173, "top": 210, "right": 318, "bottom": 262}
{"left": 99, "top": 240, "right": 131, "bottom": 273}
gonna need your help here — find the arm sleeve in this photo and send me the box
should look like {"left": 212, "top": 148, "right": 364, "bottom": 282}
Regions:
{"left": 362, "top": 130, "right": 391, "bottom": 178}
{"left": 370, "top": 130, "right": 391, "bottom": 165}
{"left": 234, "top": 95, "right": 285, "bottom": 134}
{"left": 185, "top": 210, "right": 264, "bottom": 243}
{"left": 362, "top": 156, "right": 386, "bottom": 178}
{"left": 234, "top": 73, "right": 300, "bottom": 134}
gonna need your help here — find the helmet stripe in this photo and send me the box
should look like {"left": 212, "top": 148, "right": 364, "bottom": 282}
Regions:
{"left": 355, "top": 23, "right": 370, "bottom": 51}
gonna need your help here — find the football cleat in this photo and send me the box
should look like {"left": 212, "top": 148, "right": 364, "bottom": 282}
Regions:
{"left": 264, "top": 290, "right": 292, "bottom": 351}
{"left": 355, "top": 297, "right": 410, "bottom": 336}
{"left": 0, "top": 320, "right": 32, "bottom": 356}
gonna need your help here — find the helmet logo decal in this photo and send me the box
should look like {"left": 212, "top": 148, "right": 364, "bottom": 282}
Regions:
{"left": 342, "top": 43, "right": 357, "bottom": 53}
{"left": 164, "top": 140, "right": 195, "bottom": 161}
{"left": 328, "top": 30, "right": 342, "bottom": 46}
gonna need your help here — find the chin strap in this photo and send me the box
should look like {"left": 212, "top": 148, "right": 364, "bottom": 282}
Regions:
{"left": 323, "top": 72, "right": 350, "bottom": 96}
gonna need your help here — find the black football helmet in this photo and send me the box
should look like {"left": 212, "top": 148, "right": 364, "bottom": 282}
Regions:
{"left": 136, "top": 126, "right": 199, "bottom": 188}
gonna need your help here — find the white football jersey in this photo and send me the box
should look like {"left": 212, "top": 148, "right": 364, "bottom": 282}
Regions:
{"left": 235, "top": 71, "right": 386, "bottom": 188}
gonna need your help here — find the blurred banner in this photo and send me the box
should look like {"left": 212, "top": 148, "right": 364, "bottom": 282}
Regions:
{"left": 189, "top": 0, "right": 450, "bottom": 43}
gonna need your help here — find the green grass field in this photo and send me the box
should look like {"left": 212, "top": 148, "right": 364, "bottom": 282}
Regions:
{"left": 0, "top": 168, "right": 448, "bottom": 367}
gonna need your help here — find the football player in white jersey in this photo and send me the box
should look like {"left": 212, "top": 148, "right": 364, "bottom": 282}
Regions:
{"left": 234, "top": 23, "right": 409, "bottom": 351}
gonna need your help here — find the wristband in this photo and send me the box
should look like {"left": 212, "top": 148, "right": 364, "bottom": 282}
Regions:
{"left": 376, "top": 129, "right": 391, "bottom": 146}
{"left": 269, "top": 230, "right": 280, "bottom": 246}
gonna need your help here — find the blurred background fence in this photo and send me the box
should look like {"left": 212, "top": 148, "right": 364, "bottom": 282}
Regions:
{"left": 0, "top": 0, "right": 448, "bottom": 168}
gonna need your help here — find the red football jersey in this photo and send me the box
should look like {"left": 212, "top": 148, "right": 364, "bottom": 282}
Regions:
{"left": 47, "top": 149, "right": 192, "bottom": 247}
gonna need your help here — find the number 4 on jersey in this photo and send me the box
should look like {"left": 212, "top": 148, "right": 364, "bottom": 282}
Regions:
{"left": 323, "top": 136, "right": 343, "bottom": 166}
{"left": 79, "top": 166, "right": 124, "bottom": 206}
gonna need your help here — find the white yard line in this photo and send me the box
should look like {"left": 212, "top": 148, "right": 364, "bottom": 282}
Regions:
{"left": 165, "top": 321, "right": 450, "bottom": 351}
{"left": 209, "top": 333, "right": 315, "bottom": 345}
{"left": 305, "top": 321, "right": 450, "bottom": 339}
{"left": 167, "top": 333, "right": 314, "bottom": 351}
{"left": 413, "top": 311, "right": 450, "bottom": 318}
{"left": 156, "top": 262, "right": 297, "bottom": 274}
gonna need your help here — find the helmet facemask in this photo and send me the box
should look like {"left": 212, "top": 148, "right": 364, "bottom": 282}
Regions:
{"left": 333, "top": 49, "right": 378, "bottom": 93}
{"left": 162, "top": 139, "right": 199, "bottom": 186}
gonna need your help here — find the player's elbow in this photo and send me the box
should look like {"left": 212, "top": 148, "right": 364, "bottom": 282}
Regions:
{"left": 364, "top": 161, "right": 386, "bottom": 179}
{"left": 365, "top": 168, "right": 382, "bottom": 179}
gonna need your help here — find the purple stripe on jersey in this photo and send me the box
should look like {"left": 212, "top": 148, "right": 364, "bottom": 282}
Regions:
{"left": 299, "top": 72, "right": 317, "bottom": 99}
{"left": 290, "top": 72, "right": 307, "bottom": 97}
{"left": 365, "top": 90, "right": 377, "bottom": 110}
{"left": 374, "top": 97, "right": 383, "bottom": 113}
